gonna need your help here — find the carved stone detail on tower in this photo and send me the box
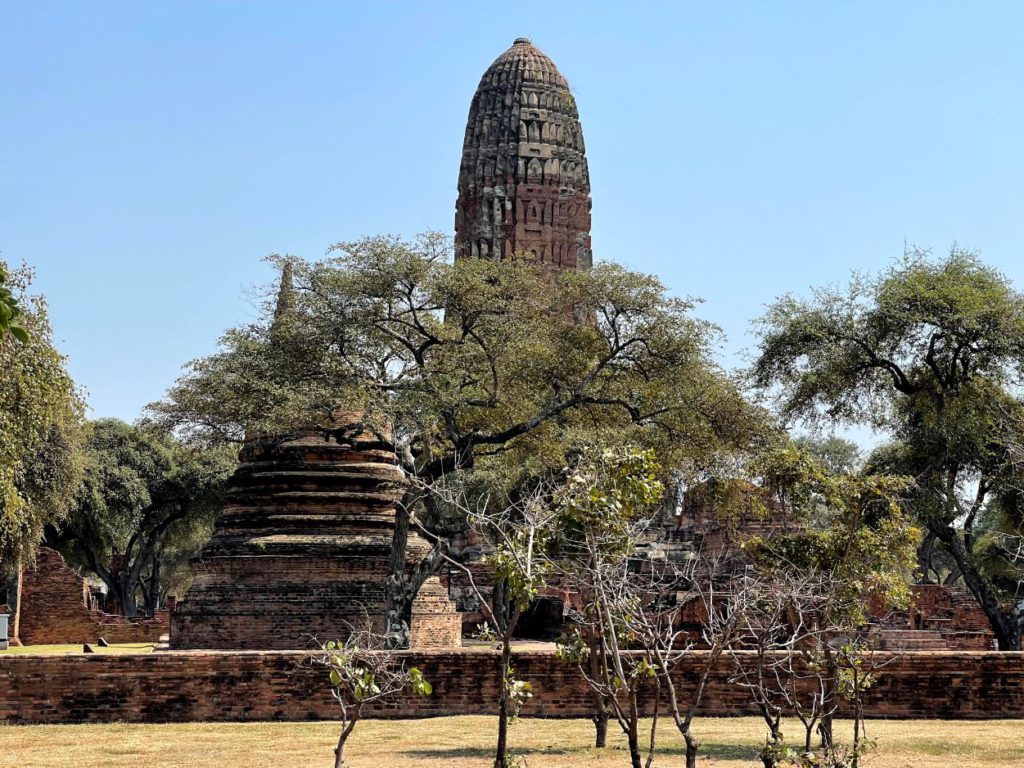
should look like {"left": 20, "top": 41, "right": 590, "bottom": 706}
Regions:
{"left": 455, "top": 38, "right": 592, "bottom": 271}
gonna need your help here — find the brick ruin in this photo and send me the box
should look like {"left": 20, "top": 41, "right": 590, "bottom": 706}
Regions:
{"left": 170, "top": 422, "right": 460, "bottom": 650}
{"left": 14, "top": 547, "right": 169, "bottom": 646}
{"left": 4, "top": 41, "right": 1002, "bottom": 664}
{"left": 868, "top": 584, "right": 996, "bottom": 651}
{"left": 3, "top": 649, "right": 1023, "bottom": 724}
{"left": 455, "top": 38, "right": 592, "bottom": 271}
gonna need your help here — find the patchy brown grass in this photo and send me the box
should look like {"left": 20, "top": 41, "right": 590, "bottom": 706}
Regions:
{"left": 1, "top": 716, "right": 1022, "bottom": 768}
{"left": 0, "top": 643, "right": 155, "bottom": 656}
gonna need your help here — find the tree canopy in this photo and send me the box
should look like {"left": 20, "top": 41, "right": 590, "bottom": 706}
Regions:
{"left": 53, "top": 419, "right": 234, "bottom": 616}
{"left": 150, "top": 233, "right": 766, "bottom": 643}
{"left": 753, "top": 248, "right": 1024, "bottom": 648}
{"left": 0, "top": 263, "right": 29, "bottom": 342}
{"left": 0, "top": 263, "right": 83, "bottom": 574}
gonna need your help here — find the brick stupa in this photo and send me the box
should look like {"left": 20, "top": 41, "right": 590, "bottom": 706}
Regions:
{"left": 171, "top": 422, "right": 461, "bottom": 650}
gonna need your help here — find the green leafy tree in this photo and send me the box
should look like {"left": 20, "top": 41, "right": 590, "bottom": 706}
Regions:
{"left": 314, "top": 631, "right": 432, "bottom": 768}
{"left": 0, "top": 263, "right": 83, "bottom": 575}
{"left": 753, "top": 248, "right": 1024, "bottom": 649}
{"left": 151, "top": 233, "right": 760, "bottom": 646}
{"left": 733, "top": 442, "right": 919, "bottom": 757}
{"left": 53, "top": 419, "right": 233, "bottom": 616}
{"left": 794, "top": 435, "right": 861, "bottom": 475}
{"left": 554, "top": 447, "right": 668, "bottom": 768}
{"left": 0, "top": 262, "right": 29, "bottom": 343}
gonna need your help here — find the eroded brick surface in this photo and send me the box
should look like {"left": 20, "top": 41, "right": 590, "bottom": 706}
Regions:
{"left": 455, "top": 38, "right": 592, "bottom": 271}
{"left": 1, "top": 649, "right": 1022, "bottom": 723}
{"left": 16, "top": 548, "right": 168, "bottom": 645}
{"left": 171, "top": 424, "right": 460, "bottom": 650}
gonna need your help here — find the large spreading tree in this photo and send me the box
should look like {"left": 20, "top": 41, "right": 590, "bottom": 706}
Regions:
{"left": 753, "top": 248, "right": 1024, "bottom": 649}
{"left": 0, "top": 262, "right": 83, "bottom": 576}
{"left": 52, "top": 419, "right": 234, "bottom": 616}
{"left": 151, "top": 233, "right": 763, "bottom": 645}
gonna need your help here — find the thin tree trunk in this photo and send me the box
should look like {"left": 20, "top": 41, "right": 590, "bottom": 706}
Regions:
{"left": 819, "top": 648, "right": 836, "bottom": 749}
{"left": 334, "top": 717, "right": 356, "bottom": 768}
{"left": 683, "top": 726, "right": 699, "bottom": 768}
{"left": 645, "top": 677, "right": 660, "bottom": 768}
{"left": 385, "top": 497, "right": 415, "bottom": 647}
{"left": 592, "top": 709, "right": 609, "bottom": 748}
{"left": 757, "top": 705, "right": 782, "bottom": 768}
{"left": 589, "top": 636, "right": 610, "bottom": 747}
{"left": 494, "top": 633, "right": 513, "bottom": 768}
{"left": 12, "top": 560, "right": 23, "bottom": 645}
{"left": 626, "top": 720, "right": 642, "bottom": 768}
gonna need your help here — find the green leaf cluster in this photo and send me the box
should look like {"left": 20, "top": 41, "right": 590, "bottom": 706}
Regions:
{"left": 0, "top": 263, "right": 84, "bottom": 572}
{"left": 0, "top": 264, "right": 29, "bottom": 343}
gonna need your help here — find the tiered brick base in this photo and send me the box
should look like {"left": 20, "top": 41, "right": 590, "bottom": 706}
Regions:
{"left": 171, "top": 426, "right": 461, "bottom": 650}
{"left": 1, "top": 649, "right": 1022, "bottom": 723}
{"left": 16, "top": 548, "right": 169, "bottom": 646}
{"left": 868, "top": 584, "right": 997, "bottom": 651}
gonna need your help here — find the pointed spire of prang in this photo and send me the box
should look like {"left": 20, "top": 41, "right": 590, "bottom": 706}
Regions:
{"left": 272, "top": 260, "right": 296, "bottom": 327}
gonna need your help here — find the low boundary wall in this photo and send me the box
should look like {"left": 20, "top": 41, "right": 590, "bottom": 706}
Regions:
{"left": 2, "top": 649, "right": 1023, "bottom": 724}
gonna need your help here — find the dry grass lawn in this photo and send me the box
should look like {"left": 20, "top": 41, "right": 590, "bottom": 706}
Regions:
{"left": 0, "top": 643, "right": 155, "bottom": 655}
{"left": 1, "top": 716, "right": 1022, "bottom": 768}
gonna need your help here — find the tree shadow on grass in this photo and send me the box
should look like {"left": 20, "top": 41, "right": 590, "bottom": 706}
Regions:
{"left": 402, "top": 747, "right": 576, "bottom": 758}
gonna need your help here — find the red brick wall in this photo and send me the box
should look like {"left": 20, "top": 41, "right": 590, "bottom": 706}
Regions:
{"left": 409, "top": 578, "right": 462, "bottom": 649}
{"left": 1, "top": 649, "right": 1022, "bottom": 724}
{"left": 17, "top": 548, "right": 168, "bottom": 646}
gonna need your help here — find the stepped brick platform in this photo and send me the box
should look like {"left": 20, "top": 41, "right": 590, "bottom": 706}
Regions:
{"left": 15, "top": 548, "right": 169, "bottom": 646}
{"left": 1, "top": 649, "right": 1023, "bottom": 724}
{"left": 171, "top": 425, "right": 460, "bottom": 650}
{"left": 868, "top": 584, "right": 997, "bottom": 651}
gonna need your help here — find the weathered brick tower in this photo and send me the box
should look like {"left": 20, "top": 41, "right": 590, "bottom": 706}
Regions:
{"left": 455, "top": 38, "right": 592, "bottom": 270}
{"left": 171, "top": 424, "right": 461, "bottom": 650}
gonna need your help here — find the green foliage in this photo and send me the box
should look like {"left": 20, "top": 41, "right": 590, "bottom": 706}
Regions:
{"left": 0, "top": 263, "right": 84, "bottom": 573}
{"left": 54, "top": 419, "right": 233, "bottom": 613}
{"left": 753, "top": 247, "right": 1024, "bottom": 646}
{"left": 321, "top": 639, "right": 432, "bottom": 704}
{"left": 742, "top": 443, "right": 920, "bottom": 624}
{"left": 503, "top": 666, "right": 533, "bottom": 720}
{"left": 793, "top": 435, "right": 862, "bottom": 475}
{"left": 0, "top": 263, "right": 29, "bottom": 343}
{"left": 754, "top": 248, "right": 1024, "bottom": 428}
{"left": 407, "top": 666, "right": 432, "bottom": 696}
{"left": 555, "top": 445, "right": 664, "bottom": 555}
{"left": 151, "top": 233, "right": 761, "bottom": 484}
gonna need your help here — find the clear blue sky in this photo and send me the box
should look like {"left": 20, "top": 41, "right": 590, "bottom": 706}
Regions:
{"left": 4, "top": 2, "right": 1023, "bottom": 425}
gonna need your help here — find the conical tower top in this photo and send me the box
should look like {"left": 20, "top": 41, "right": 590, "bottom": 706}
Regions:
{"left": 455, "top": 39, "right": 592, "bottom": 271}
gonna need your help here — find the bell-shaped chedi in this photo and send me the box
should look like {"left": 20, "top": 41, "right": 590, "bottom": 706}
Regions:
{"left": 171, "top": 419, "right": 461, "bottom": 650}
{"left": 456, "top": 38, "right": 592, "bottom": 271}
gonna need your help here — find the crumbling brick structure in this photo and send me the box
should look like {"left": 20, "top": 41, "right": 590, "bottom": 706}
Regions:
{"left": 455, "top": 38, "right": 592, "bottom": 271}
{"left": 171, "top": 420, "right": 461, "bottom": 650}
{"left": 16, "top": 547, "right": 169, "bottom": 645}
{"left": 868, "top": 584, "right": 997, "bottom": 651}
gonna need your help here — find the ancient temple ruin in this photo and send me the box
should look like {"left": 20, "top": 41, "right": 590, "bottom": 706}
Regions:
{"left": 171, "top": 424, "right": 460, "bottom": 650}
{"left": 455, "top": 38, "right": 592, "bottom": 271}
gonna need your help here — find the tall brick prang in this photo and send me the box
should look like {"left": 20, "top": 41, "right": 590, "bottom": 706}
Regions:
{"left": 455, "top": 38, "right": 592, "bottom": 271}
